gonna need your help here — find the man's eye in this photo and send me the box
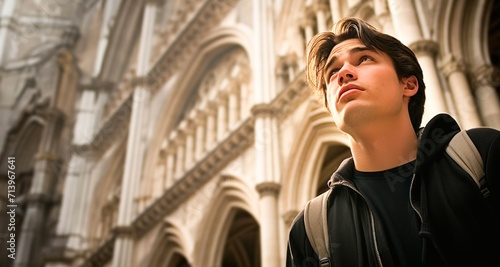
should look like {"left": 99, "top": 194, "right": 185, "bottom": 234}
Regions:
{"left": 359, "top": 55, "right": 373, "bottom": 63}
{"left": 328, "top": 69, "right": 339, "bottom": 78}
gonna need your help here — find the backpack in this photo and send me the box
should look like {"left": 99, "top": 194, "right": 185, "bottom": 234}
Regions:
{"left": 303, "top": 130, "right": 488, "bottom": 267}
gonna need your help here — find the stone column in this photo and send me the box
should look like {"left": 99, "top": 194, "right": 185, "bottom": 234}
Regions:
{"left": 440, "top": 55, "right": 482, "bottom": 128}
{"left": 184, "top": 123, "right": 195, "bottom": 171}
{"left": 173, "top": 132, "right": 185, "bottom": 180}
{"left": 205, "top": 108, "right": 216, "bottom": 150}
{"left": 252, "top": 2, "right": 281, "bottom": 266}
{"left": 252, "top": 104, "right": 281, "bottom": 267}
{"left": 228, "top": 86, "right": 239, "bottom": 129}
{"left": 45, "top": 79, "right": 102, "bottom": 266}
{"left": 256, "top": 182, "right": 281, "bottom": 267}
{"left": 286, "top": 54, "right": 298, "bottom": 81}
{"left": 15, "top": 109, "right": 63, "bottom": 267}
{"left": 301, "top": 17, "right": 315, "bottom": 48}
{"left": 253, "top": 0, "right": 276, "bottom": 103}
{"left": 164, "top": 145, "right": 176, "bottom": 188}
{"left": 111, "top": 2, "right": 156, "bottom": 267}
{"left": 409, "top": 41, "right": 448, "bottom": 124}
{"left": 329, "top": 0, "right": 341, "bottom": 24}
{"left": 388, "top": 0, "right": 448, "bottom": 124}
{"left": 217, "top": 96, "right": 228, "bottom": 141}
{"left": 0, "top": 0, "right": 16, "bottom": 65}
{"left": 276, "top": 61, "right": 287, "bottom": 93}
{"left": 373, "top": 0, "right": 394, "bottom": 35}
{"left": 93, "top": 0, "right": 121, "bottom": 76}
{"left": 152, "top": 156, "right": 166, "bottom": 200}
{"left": 313, "top": 1, "right": 329, "bottom": 33}
{"left": 472, "top": 65, "right": 500, "bottom": 129}
{"left": 194, "top": 111, "right": 206, "bottom": 160}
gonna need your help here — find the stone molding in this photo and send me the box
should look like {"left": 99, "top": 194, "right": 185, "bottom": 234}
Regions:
{"left": 256, "top": 181, "right": 281, "bottom": 196}
{"left": 25, "top": 192, "right": 54, "bottom": 205}
{"left": 251, "top": 103, "right": 276, "bottom": 117}
{"left": 470, "top": 64, "right": 500, "bottom": 87}
{"left": 111, "top": 225, "right": 136, "bottom": 238}
{"left": 408, "top": 39, "right": 439, "bottom": 57}
{"left": 146, "top": 0, "right": 239, "bottom": 92}
{"left": 35, "top": 152, "right": 59, "bottom": 161}
{"left": 439, "top": 55, "right": 466, "bottom": 77}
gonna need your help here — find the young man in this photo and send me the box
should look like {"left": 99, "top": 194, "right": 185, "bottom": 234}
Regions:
{"left": 287, "top": 17, "right": 500, "bottom": 266}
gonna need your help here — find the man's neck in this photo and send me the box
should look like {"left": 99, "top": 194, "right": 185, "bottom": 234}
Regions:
{"left": 347, "top": 118, "right": 418, "bottom": 172}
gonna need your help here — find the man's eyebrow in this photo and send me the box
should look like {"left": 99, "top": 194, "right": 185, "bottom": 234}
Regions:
{"left": 324, "top": 46, "right": 374, "bottom": 74}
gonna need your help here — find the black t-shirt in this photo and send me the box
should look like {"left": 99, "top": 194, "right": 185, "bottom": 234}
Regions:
{"left": 353, "top": 160, "right": 422, "bottom": 267}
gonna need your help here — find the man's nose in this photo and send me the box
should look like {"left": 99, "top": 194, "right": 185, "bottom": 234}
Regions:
{"left": 338, "top": 65, "right": 356, "bottom": 85}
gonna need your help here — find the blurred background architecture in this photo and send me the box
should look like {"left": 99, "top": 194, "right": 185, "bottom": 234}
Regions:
{"left": 0, "top": 0, "right": 499, "bottom": 266}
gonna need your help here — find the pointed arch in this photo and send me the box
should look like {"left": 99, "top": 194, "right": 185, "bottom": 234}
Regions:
{"left": 142, "top": 24, "right": 253, "bottom": 192}
{"left": 439, "top": 0, "right": 492, "bottom": 66}
{"left": 10, "top": 116, "right": 45, "bottom": 174}
{"left": 142, "top": 221, "right": 191, "bottom": 267}
{"left": 155, "top": 25, "right": 252, "bottom": 138}
{"left": 193, "top": 175, "right": 259, "bottom": 267}
{"left": 86, "top": 136, "right": 127, "bottom": 246}
{"left": 281, "top": 100, "right": 350, "bottom": 212}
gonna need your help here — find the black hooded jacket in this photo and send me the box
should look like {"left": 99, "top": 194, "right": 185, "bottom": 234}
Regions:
{"left": 287, "top": 114, "right": 500, "bottom": 267}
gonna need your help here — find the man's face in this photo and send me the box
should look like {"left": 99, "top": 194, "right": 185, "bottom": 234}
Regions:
{"left": 323, "top": 38, "right": 414, "bottom": 133}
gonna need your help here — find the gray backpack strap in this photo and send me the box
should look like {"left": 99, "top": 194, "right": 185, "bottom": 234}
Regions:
{"left": 446, "top": 130, "right": 488, "bottom": 197}
{"left": 304, "top": 190, "right": 332, "bottom": 266}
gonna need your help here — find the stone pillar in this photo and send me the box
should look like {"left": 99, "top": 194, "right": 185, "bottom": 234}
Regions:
{"left": 0, "top": 0, "right": 16, "bottom": 65}
{"left": 173, "top": 133, "right": 185, "bottom": 180}
{"left": 373, "top": 0, "right": 394, "bottom": 35}
{"left": 471, "top": 65, "right": 500, "bottom": 129}
{"left": 93, "top": 0, "right": 121, "bottom": 76}
{"left": 388, "top": 0, "right": 448, "bottom": 125}
{"left": 253, "top": 0, "right": 276, "bottom": 103}
{"left": 285, "top": 53, "right": 297, "bottom": 81}
{"left": 184, "top": 123, "right": 195, "bottom": 171}
{"left": 252, "top": 2, "right": 281, "bottom": 265}
{"left": 194, "top": 111, "right": 206, "bottom": 160}
{"left": 44, "top": 80, "right": 101, "bottom": 265}
{"left": 301, "top": 17, "right": 315, "bottom": 48}
{"left": 240, "top": 83, "right": 251, "bottom": 118}
{"left": 256, "top": 182, "right": 281, "bottom": 267}
{"left": 228, "top": 86, "right": 239, "bottom": 129}
{"left": 164, "top": 145, "right": 175, "bottom": 188}
{"left": 152, "top": 157, "right": 166, "bottom": 199}
{"left": 111, "top": 2, "right": 156, "bottom": 267}
{"left": 206, "top": 108, "right": 216, "bottom": 150}
{"left": 409, "top": 41, "right": 448, "bottom": 124}
{"left": 217, "top": 96, "right": 228, "bottom": 141}
{"left": 329, "top": 0, "right": 341, "bottom": 24}
{"left": 252, "top": 104, "right": 281, "bottom": 267}
{"left": 14, "top": 109, "right": 63, "bottom": 267}
{"left": 440, "top": 55, "right": 482, "bottom": 128}
{"left": 313, "top": 2, "right": 329, "bottom": 33}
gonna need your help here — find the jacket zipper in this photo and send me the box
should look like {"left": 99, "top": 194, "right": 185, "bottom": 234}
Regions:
{"left": 409, "top": 173, "right": 424, "bottom": 223}
{"left": 332, "top": 180, "right": 384, "bottom": 267}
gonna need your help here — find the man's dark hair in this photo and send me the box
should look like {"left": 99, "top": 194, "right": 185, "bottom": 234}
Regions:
{"left": 306, "top": 17, "right": 426, "bottom": 132}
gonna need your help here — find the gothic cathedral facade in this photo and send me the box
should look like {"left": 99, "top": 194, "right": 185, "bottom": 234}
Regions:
{"left": 0, "top": 0, "right": 499, "bottom": 266}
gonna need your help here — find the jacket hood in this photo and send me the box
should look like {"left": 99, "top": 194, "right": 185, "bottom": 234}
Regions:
{"left": 415, "top": 113, "right": 461, "bottom": 167}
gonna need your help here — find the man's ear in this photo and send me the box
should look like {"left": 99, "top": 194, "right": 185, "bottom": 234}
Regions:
{"left": 402, "top": 75, "right": 418, "bottom": 97}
